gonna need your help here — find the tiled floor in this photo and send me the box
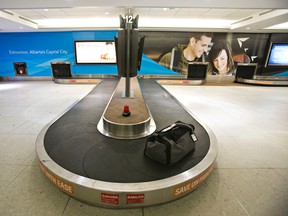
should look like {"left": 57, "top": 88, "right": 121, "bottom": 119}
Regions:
{"left": 0, "top": 81, "right": 287, "bottom": 216}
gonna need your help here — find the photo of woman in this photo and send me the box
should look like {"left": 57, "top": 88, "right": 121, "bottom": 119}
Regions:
{"left": 208, "top": 40, "right": 236, "bottom": 76}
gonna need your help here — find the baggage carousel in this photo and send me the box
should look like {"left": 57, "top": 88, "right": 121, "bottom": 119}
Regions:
{"left": 36, "top": 78, "right": 217, "bottom": 208}
{"left": 236, "top": 75, "right": 288, "bottom": 86}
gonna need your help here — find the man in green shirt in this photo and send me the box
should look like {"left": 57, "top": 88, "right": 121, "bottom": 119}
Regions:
{"left": 159, "top": 32, "right": 213, "bottom": 75}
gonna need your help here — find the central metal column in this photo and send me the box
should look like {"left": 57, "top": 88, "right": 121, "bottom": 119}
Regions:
{"left": 125, "top": 21, "right": 132, "bottom": 98}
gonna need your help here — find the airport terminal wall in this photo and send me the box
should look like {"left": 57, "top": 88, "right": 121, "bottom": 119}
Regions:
{"left": 0, "top": 31, "right": 287, "bottom": 78}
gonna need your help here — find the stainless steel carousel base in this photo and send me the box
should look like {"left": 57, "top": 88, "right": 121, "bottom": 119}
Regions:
{"left": 98, "top": 112, "right": 156, "bottom": 139}
{"left": 236, "top": 77, "right": 288, "bottom": 86}
{"left": 157, "top": 79, "right": 205, "bottom": 85}
{"left": 53, "top": 77, "right": 103, "bottom": 84}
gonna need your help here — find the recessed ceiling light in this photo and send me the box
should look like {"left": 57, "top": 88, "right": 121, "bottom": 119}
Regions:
{"left": 105, "top": 12, "right": 109, "bottom": 15}
{"left": 163, "top": 8, "right": 174, "bottom": 11}
{"left": 44, "top": 9, "right": 49, "bottom": 12}
{"left": 19, "top": 27, "right": 24, "bottom": 29}
{"left": 265, "top": 21, "right": 288, "bottom": 29}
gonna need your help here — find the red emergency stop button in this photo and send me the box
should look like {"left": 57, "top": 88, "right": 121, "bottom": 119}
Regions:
{"left": 122, "top": 105, "right": 131, "bottom": 117}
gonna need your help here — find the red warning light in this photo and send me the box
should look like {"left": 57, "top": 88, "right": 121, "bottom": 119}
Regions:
{"left": 122, "top": 105, "right": 131, "bottom": 117}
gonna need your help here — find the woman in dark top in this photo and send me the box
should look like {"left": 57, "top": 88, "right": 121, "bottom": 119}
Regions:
{"left": 208, "top": 40, "right": 236, "bottom": 76}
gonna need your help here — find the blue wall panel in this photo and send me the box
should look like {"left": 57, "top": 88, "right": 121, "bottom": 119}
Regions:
{"left": 0, "top": 30, "right": 197, "bottom": 77}
{"left": 0, "top": 31, "right": 119, "bottom": 76}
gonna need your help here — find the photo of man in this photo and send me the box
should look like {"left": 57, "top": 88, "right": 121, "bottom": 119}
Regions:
{"left": 158, "top": 32, "right": 213, "bottom": 75}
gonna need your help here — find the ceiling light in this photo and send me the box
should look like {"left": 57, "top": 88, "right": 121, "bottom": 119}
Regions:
{"left": 44, "top": 9, "right": 49, "bottom": 12}
{"left": 35, "top": 17, "right": 232, "bottom": 29}
{"left": 36, "top": 18, "right": 119, "bottom": 28}
{"left": 264, "top": 21, "right": 288, "bottom": 29}
{"left": 163, "top": 8, "right": 174, "bottom": 11}
{"left": 140, "top": 18, "right": 231, "bottom": 29}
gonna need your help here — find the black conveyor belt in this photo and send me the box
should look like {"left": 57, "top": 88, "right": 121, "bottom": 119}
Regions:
{"left": 44, "top": 79, "right": 210, "bottom": 183}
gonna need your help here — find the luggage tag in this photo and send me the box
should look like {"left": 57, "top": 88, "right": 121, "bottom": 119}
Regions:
{"left": 191, "top": 133, "right": 198, "bottom": 142}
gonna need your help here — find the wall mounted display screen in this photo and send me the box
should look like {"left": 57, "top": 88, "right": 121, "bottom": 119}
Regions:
{"left": 236, "top": 63, "right": 258, "bottom": 79}
{"left": 51, "top": 62, "right": 72, "bottom": 78}
{"left": 187, "top": 62, "right": 208, "bottom": 80}
{"left": 13, "top": 62, "right": 28, "bottom": 76}
{"left": 266, "top": 43, "right": 288, "bottom": 67}
{"left": 74, "top": 40, "right": 116, "bottom": 64}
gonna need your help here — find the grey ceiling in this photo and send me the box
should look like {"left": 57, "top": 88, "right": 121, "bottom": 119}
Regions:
{"left": 0, "top": 0, "right": 288, "bottom": 32}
